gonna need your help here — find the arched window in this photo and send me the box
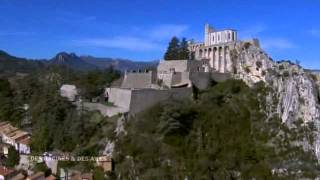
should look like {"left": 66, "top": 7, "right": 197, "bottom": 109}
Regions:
{"left": 212, "top": 35, "right": 215, "bottom": 42}
{"left": 228, "top": 33, "right": 231, "bottom": 40}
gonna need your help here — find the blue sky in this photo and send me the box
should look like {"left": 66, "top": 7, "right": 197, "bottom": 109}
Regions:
{"left": 0, "top": 0, "right": 320, "bottom": 68}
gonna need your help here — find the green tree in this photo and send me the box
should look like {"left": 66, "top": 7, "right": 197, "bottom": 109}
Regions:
{"left": 5, "top": 147, "right": 20, "bottom": 168}
{"left": 0, "top": 79, "right": 23, "bottom": 125}
{"left": 93, "top": 167, "right": 106, "bottom": 180}
{"left": 0, "top": 79, "right": 14, "bottom": 120}
{"left": 164, "top": 36, "right": 180, "bottom": 60}
{"left": 113, "top": 79, "right": 320, "bottom": 179}
{"left": 78, "top": 66, "right": 120, "bottom": 100}
{"left": 178, "top": 37, "right": 190, "bottom": 60}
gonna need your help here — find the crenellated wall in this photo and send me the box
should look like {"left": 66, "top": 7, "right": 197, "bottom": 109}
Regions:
{"left": 121, "top": 70, "right": 156, "bottom": 89}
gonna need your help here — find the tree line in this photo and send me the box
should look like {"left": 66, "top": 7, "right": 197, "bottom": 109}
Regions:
{"left": 164, "top": 37, "right": 190, "bottom": 60}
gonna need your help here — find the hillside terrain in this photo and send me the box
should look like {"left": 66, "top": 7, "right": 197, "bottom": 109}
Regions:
{"left": 107, "top": 41, "right": 320, "bottom": 179}
{"left": 0, "top": 50, "right": 45, "bottom": 75}
{"left": 81, "top": 56, "right": 158, "bottom": 72}
{"left": 1, "top": 40, "right": 320, "bottom": 179}
{"left": 113, "top": 80, "right": 319, "bottom": 179}
{"left": 0, "top": 50, "right": 157, "bottom": 73}
{"left": 49, "top": 52, "right": 98, "bottom": 71}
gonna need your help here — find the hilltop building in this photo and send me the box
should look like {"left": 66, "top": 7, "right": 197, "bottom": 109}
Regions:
{"left": 86, "top": 23, "right": 261, "bottom": 116}
{"left": 188, "top": 23, "right": 259, "bottom": 73}
{"left": 102, "top": 24, "right": 240, "bottom": 116}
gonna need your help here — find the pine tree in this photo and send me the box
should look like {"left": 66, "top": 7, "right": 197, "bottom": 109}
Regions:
{"left": 164, "top": 36, "right": 180, "bottom": 60}
{"left": 179, "top": 37, "right": 190, "bottom": 60}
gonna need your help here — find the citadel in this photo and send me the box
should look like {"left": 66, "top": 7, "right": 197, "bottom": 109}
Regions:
{"left": 70, "top": 23, "right": 269, "bottom": 116}
{"left": 189, "top": 24, "right": 259, "bottom": 73}
{"left": 60, "top": 23, "right": 272, "bottom": 116}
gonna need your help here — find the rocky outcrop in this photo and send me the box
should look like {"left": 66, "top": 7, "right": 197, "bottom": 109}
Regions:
{"left": 231, "top": 41, "right": 320, "bottom": 160}
{"left": 230, "top": 41, "right": 273, "bottom": 85}
{"left": 50, "top": 52, "right": 98, "bottom": 71}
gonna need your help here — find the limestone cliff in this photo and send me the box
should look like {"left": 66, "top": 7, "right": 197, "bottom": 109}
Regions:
{"left": 231, "top": 41, "right": 320, "bottom": 159}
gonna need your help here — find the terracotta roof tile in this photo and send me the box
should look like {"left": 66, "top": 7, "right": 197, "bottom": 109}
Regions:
{"left": 0, "top": 166, "right": 15, "bottom": 176}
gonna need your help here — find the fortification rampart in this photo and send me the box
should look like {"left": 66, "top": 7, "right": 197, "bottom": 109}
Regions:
{"left": 121, "top": 70, "right": 156, "bottom": 89}
{"left": 106, "top": 88, "right": 132, "bottom": 111}
{"left": 129, "top": 88, "right": 192, "bottom": 115}
{"left": 105, "top": 87, "right": 192, "bottom": 115}
{"left": 210, "top": 72, "right": 231, "bottom": 82}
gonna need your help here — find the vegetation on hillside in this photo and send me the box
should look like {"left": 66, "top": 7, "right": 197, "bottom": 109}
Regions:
{"left": 1, "top": 49, "right": 320, "bottom": 178}
{"left": 0, "top": 50, "right": 45, "bottom": 74}
{"left": 113, "top": 79, "right": 320, "bottom": 179}
{"left": 0, "top": 66, "right": 120, "bottom": 154}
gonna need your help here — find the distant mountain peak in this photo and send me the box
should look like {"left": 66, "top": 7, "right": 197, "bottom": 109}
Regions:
{"left": 0, "top": 49, "right": 157, "bottom": 72}
{"left": 0, "top": 50, "right": 9, "bottom": 56}
{"left": 50, "top": 52, "right": 97, "bottom": 71}
{"left": 0, "top": 50, "right": 15, "bottom": 60}
{"left": 54, "top": 52, "right": 79, "bottom": 62}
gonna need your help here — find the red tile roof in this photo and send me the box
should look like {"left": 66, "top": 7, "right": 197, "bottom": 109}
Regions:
{"left": 0, "top": 166, "right": 15, "bottom": 176}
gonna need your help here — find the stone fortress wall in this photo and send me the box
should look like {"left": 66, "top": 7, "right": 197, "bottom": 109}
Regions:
{"left": 105, "top": 87, "right": 192, "bottom": 115}
{"left": 106, "top": 88, "right": 132, "bottom": 110}
{"left": 100, "top": 23, "right": 265, "bottom": 116}
{"left": 157, "top": 60, "right": 209, "bottom": 87}
{"left": 189, "top": 72, "right": 231, "bottom": 90}
{"left": 121, "top": 70, "right": 157, "bottom": 89}
{"left": 129, "top": 88, "right": 192, "bottom": 114}
{"left": 68, "top": 24, "right": 265, "bottom": 117}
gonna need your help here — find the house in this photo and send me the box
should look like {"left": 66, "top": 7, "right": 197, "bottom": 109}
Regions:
{"left": 0, "top": 166, "right": 16, "bottom": 180}
{"left": 11, "top": 172, "right": 26, "bottom": 180}
{"left": 45, "top": 175, "right": 56, "bottom": 180}
{"left": 0, "top": 143, "right": 9, "bottom": 156}
{"left": 26, "top": 171, "right": 45, "bottom": 180}
{"left": 0, "top": 121, "right": 31, "bottom": 154}
{"left": 60, "top": 84, "right": 79, "bottom": 102}
{"left": 70, "top": 171, "right": 93, "bottom": 180}
{"left": 95, "top": 156, "right": 113, "bottom": 172}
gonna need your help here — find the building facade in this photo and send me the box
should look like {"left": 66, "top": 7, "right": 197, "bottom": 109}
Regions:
{"left": 157, "top": 59, "right": 210, "bottom": 87}
{"left": 0, "top": 121, "right": 31, "bottom": 154}
{"left": 188, "top": 24, "right": 240, "bottom": 73}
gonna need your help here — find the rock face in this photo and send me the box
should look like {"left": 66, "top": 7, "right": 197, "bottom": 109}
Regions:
{"left": 231, "top": 41, "right": 320, "bottom": 159}
{"left": 50, "top": 52, "right": 98, "bottom": 71}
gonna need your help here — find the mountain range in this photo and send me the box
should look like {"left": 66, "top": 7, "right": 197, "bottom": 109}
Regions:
{"left": 0, "top": 50, "right": 158, "bottom": 73}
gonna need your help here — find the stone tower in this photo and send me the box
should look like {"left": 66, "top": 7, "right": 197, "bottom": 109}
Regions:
{"left": 204, "top": 23, "right": 213, "bottom": 46}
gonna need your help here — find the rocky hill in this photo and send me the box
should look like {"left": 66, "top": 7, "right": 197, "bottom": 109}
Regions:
{"left": 106, "top": 41, "right": 320, "bottom": 178}
{"left": 80, "top": 56, "right": 158, "bottom": 72}
{"left": 49, "top": 52, "right": 98, "bottom": 71}
{"left": 49, "top": 52, "right": 158, "bottom": 71}
{"left": 112, "top": 80, "right": 319, "bottom": 179}
{"left": 230, "top": 41, "right": 320, "bottom": 160}
{"left": 0, "top": 50, "right": 158, "bottom": 73}
{"left": 0, "top": 50, "right": 45, "bottom": 74}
